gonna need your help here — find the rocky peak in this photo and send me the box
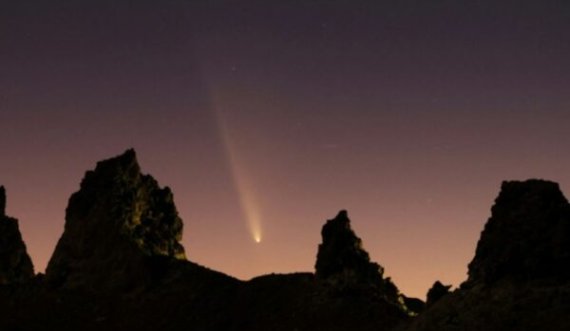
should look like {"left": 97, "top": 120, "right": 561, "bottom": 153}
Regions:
{"left": 45, "top": 149, "right": 186, "bottom": 290}
{"left": 426, "top": 281, "right": 451, "bottom": 306}
{"left": 315, "top": 210, "right": 400, "bottom": 302}
{"left": 0, "top": 186, "right": 34, "bottom": 284}
{"left": 466, "top": 179, "right": 570, "bottom": 286}
{"left": 316, "top": 210, "right": 377, "bottom": 281}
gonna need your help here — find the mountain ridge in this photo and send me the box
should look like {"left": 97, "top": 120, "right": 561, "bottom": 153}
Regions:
{"left": 1, "top": 150, "right": 569, "bottom": 330}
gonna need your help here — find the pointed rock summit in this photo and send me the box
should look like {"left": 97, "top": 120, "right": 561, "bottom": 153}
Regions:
{"left": 0, "top": 186, "right": 34, "bottom": 284}
{"left": 316, "top": 210, "right": 380, "bottom": 282}
{"left": 426, "top": 281, "right": 451, "bottom": 306}
{"left": 45, "top": 149, "right": 186, "bottom": 290}
{"left": 316, "top": 210, "right": 400, "bottom": 302}
{"left": 467, "top": 179, "right": 570, "bottom": 286}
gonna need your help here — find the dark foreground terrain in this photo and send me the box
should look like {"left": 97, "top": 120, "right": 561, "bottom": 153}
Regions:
{"left": 1, "top": 150, "right": 569, "bottom": 330}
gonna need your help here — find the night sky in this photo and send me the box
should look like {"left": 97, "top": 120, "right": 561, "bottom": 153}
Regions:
{"left": 1, "top": 1, "right": 569, "bottom": 299}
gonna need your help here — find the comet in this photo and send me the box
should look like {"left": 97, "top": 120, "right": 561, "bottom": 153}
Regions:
{"left": 213, "top": 106, "right": 263, "bottom": 244}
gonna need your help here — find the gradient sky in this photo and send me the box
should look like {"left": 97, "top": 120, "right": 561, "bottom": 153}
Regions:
{"left": 1, "top": 1, "right": 569, "bottom": 299}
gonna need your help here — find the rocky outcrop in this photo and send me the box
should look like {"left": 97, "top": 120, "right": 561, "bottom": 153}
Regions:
{"left": 45, "top": 149, "right": 186, "bottom": 291}
{"left": 467, "top": 179, "right": 570, "bottom": 286}
{"left": 2, "top": 152, "right": 414, "bottom": 331}
{"left": 316, "top": 210, "right": 379, "bottom": 282}
{"left": 9, "top": 162, "right": 570, "bottom": 330}
{"left": 404, "top": 179, "right": 570, "bottom": 331}
{"left": 426, "top": 281, "right": 451, "bottom": 306}
{"left": 315, "top": 210, "right": 400, "bottom": 303}
{"left": 0, "top": 186, "right": 34, "bottom": 284}
{"left": 402, "top": 295, "right": 426, "bottom": 315}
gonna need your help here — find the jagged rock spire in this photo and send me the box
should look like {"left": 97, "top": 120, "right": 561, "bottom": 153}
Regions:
{"left": 315, "top": 210, "right": 401, "bottom": 303}
{"left": 46, "top": 149, "right": 186, "bottom": 290}
{"left": 315, "top": 210, "right": 382, "bottom": 282}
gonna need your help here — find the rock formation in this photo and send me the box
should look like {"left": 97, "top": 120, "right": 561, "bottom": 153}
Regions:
{"left": 315, "top": 210, "right": 400, "bottom": 302}
{"left": 425, "top": 281, "right": 451, "bottom": 306}
{"left": 316, "top": 210, "right": 379, "bottom": 281}
{"left": 467, "top": 179, "right": 570, "bottom": 286}
{"left": 2, "top": 151, "right": 413, "bottom": 331}
{"left": 401, "top": 295, "right": 426, "bottom": 315}
{"left": 45, "top": 149, "right": 186, "bottom": 291}
{"left": 8, "top": 155, "right": 570, "bottom": 330}
{"left": 0, "top": 186, "right": 34, "bottom": 284}
{"left": 404, "top": 179, "right": 570, "bottom": 331}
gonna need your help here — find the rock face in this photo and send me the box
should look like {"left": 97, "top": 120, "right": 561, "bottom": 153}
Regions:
{"left": 426, "top": 281, "right": 451, "bottom": 306}
{"left": 315, "top": 210, "right": 400, "bottom": 302}
{"left": 45, "top": 149, "right": 186, "bottom": 290}
{"left": 404, "top": 179, "right": 570, "bottom": 331}
{"left": 316, "top": 210, "right": 383, "bottom": 283}
{"left": 0, "top": 186, "right": 34, "bottom": 284}
{"left": 467, "top": 179, "right": 570, "bottom": 286}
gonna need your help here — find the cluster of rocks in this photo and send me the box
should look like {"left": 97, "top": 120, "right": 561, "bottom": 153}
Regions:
{"left": 0, "top": 150, "right": 412, "bottom": 330}
{"left": 2, "top": 150, "right": 570, "bottom": 330}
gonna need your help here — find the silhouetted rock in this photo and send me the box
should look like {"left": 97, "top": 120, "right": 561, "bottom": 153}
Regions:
{"left": 404, "top": 179, "right": 570, "bottom": 331}
{"left": 315, "top": 210, "right": 401, "bottom": 303}
{"left": 14, "top": 155, "right": 570, "bottom": 330}
{"left": 1, "top": 152, "right": 415, "bottom": 331}
{"left": 0, "top": 186, "right": 34, "bottom": 284}
{"left": 316, "top": 210, "right": 381, "bottom": 282}
{"left": 426, "top": 281, "right": 451, "bottom": 306}
{"left": 467, "top": 179, "right": 570, "bottom": 286}
{"left": 45, "top": 149, "right": 186, "bottom": 291}
{"left": 401, "top": 295, "right": 425, "bottom": 315}
{"left": 232, "top": 272, "right": 408, "bottom": 331}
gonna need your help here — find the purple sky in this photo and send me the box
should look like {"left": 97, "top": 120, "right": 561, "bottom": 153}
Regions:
{"left": 1, "top": 1, "right": 569, "bottom": 299}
